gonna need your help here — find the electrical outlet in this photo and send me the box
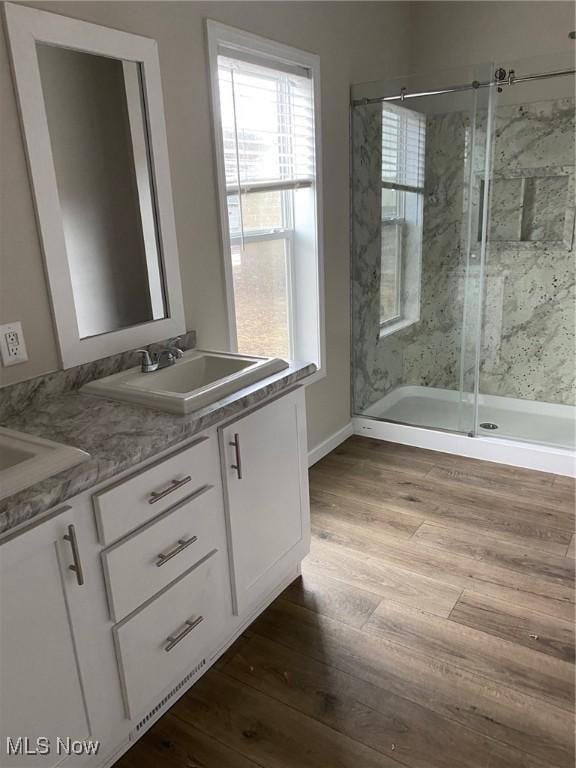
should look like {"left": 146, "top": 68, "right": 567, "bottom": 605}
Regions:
{"left": 0, "top": 322, "right": 28, "bottom": 366}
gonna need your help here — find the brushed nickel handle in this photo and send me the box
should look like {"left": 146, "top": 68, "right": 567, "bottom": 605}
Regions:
{"left": 229, "top": 433, "right": 242, "bottom": 479}
{"left": 155, "top": 536, "right": 198, "bottom": 567}
{"left": 164, "top": 615, "right": 204, "bottom": 652}
{"left": 148, "top": 475, "right": 192, "bottom": 504}
{"left": 63, "top": 524, "right": 84, "bottom": 586}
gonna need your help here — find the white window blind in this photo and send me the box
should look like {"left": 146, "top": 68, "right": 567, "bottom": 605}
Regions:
{"left": 218, "top": 53, "right": 316, "bottom": 241}
{"left": 382, "top": 104, "right": 426, "bottom": 191}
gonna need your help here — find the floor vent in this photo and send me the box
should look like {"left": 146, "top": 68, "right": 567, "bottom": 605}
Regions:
{"left": 129, "top": 658, "right": 207, "bottom": 740}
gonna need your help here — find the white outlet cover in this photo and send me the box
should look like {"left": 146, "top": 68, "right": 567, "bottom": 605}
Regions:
{"left": 0, "top": 321, "right": 29, "bottom": 366}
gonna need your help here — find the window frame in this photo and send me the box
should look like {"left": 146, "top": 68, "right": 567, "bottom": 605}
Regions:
{"left": 380, "top": 188, "right": 406, "bottom": 327}
{"left": 207, "top": 20, "right": 325, "bottom": 379}
{"left": 379, "top": 104, "right": 425, "bottom": 338}
{"left": 380, "top": 219, "right": 403, "bottom": 327}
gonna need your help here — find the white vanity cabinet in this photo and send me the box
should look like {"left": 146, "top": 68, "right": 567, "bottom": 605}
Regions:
{"left": 0, "top": 507, "right": 92, "bottom": 768}
{"left": 0, "top": 386, "right": 311, "bottom": 768}
{"left": 220, "top": 388, "right": 310, "bottom": 616}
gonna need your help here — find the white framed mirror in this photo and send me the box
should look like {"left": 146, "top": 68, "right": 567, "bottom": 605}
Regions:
{"left": 4, "top": 3, "right": 185, "bottom": 368}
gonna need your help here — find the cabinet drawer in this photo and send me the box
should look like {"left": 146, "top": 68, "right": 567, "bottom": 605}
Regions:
{"left": 113, "top": 551, "right": 229, "bottom": 719}
{"left": 94, "top": 436, "right": 216, "bottom": 545}
{"left": 102, "top": 485, "right": 223, "bottom": 622}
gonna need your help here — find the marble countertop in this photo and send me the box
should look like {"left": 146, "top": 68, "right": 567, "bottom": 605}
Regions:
{"left": 0, "top": 361, "right": 315, "bottom": 537}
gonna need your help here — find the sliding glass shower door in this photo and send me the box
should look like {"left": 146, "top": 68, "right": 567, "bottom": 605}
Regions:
{"left": 351, "top": 57, "right": 575, "bottom": 451}
{"left": 351, "top": 65, "right": 493, "bottom": 435}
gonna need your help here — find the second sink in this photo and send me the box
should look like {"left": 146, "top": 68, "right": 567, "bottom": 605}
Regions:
{"left": 0, "top": 427, "right": 90, "bottom": 501}
{"left": 82, "top": 349, "right": 289, "bottom": 414}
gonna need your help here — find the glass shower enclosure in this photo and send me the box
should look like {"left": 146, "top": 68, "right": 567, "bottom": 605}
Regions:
{"left": 351, "top": 56, "right": 575, "bottom": 452}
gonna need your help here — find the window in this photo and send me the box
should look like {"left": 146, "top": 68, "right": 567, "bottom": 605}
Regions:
{"left": 208, "top": 22, "right": 324, "bottom": 371}
{"left": 380, "top": 104, "right": 425, "bottom": 334}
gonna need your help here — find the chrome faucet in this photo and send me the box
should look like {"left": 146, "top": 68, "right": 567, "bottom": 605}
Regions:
{"left": 136, "top": 338, "right": 184, "bottom": 373}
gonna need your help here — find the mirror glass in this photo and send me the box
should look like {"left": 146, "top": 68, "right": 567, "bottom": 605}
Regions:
{"left": 35, "top": 44, "right": 167, "bottom": 339}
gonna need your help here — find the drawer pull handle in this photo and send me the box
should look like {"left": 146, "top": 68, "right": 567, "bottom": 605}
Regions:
{"left": 229, "top": 433, "right": 243, "bottom": 479}
{"left": 148, "top": 475, "right": 192, "bottom": 504}
{"left": 63, "top": 524, "right": 84, "bottom": 586}
{"left": 164, "top": 615, "right": 204, "bottom": 652}
{"left": 156, "top": 536, "right": 198, "bottom": 567}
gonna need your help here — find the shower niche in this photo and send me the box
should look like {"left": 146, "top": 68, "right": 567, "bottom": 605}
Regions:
{"left": 479, "top": 170, "right": 574, "bottom": 247}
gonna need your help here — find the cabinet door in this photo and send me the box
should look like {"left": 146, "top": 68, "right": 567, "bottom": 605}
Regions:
{"left": 0, "top": 508, "right": 91, "bottom": 768}
{"left": 220, "top": 388, "right": 310, "bottom": 616}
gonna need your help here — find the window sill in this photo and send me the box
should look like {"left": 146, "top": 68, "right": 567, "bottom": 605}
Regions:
{"left": 379, "top": 316, "right": 418, "bottom": 339}
{"left": 300, "top": 365, "right": 326, "bottom": 387}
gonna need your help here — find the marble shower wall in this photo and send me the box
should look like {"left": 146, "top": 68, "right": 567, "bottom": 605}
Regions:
{"left": 352, "top": 95, "right": 575, "bottom": 415}
{"left": 351, "top": 104, "right": 401, "bottom": 411}
{"left": 480, "top": 97, "right": 575, "bottom": 405}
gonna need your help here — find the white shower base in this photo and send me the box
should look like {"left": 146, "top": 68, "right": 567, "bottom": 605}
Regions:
{"left": 354, "top": 386, "right": 575, "bottom": 476}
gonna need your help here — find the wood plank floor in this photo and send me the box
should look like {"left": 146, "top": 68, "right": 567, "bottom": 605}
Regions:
{"left": 115, "top": 437, "right": 575, "bottom": 768}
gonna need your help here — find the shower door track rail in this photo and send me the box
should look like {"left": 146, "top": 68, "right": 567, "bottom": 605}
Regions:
{"left": 351, "top": 66, "right": 576, "bottom": 106}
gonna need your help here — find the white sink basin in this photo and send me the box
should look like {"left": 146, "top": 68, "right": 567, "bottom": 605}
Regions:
{"left": 82, "top": 349, "right": 289, "bottom": 415}
{"left": 0, "top": 427, "right": 90, "bottom": 501}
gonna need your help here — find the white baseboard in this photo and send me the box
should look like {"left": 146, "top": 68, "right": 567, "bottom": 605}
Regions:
{"left": 308, "top": 421, "right": 354, "bottom": 466}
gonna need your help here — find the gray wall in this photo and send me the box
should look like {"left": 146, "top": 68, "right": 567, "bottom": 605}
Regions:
{"left": 409, "top": 1, "right": 574, "bottom": 71}
{"left": 0, "top": 1, "right": 412, "bottom": 453}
